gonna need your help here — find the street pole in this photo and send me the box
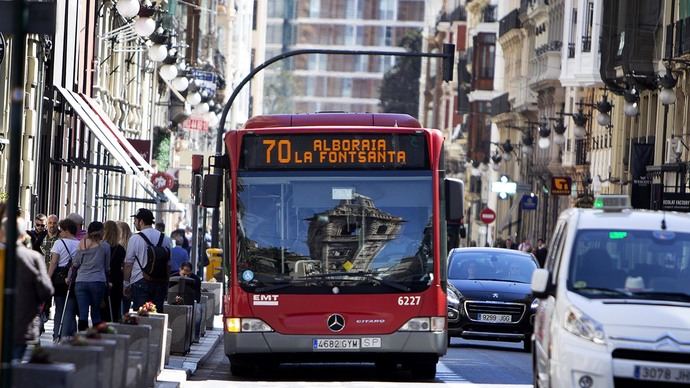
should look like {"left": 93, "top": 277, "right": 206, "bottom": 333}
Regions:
{"left": 210, "top": 45, "right": 456, "bottom": 246}
{"left": 1, "top": 0, "right": 27, "bottom": 384}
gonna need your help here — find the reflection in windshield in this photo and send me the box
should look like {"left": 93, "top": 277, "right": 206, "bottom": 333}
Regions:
{"left": 235, "top": 172, "right": 433, "bottom": 293}
{"left": 568, "top": 230, "right": 690, "bottom": 300}
{"left": 448, "top": 252, "right": 536, "bottom": 283}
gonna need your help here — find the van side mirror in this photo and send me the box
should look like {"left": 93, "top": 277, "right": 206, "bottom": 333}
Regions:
{"left": 202, "top": 174, "right": 222, "bottom": 208}
{"left": 445, "top": 178, "right": 464, "bottom": 223}
{"left": 531, "top": 268, "right": 551, "bottom": 298}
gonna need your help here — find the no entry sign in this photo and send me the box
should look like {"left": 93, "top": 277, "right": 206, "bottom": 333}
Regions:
{"left": 479, "top": 208, "right": 496, "bottom": 224}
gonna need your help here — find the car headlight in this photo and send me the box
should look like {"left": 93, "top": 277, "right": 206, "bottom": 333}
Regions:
{"left": 563, "top": 306, "right": 605, "bottom": 344}
{"left": 531, "top": 299, "right": 539, "bottom": 310}
{"left": 447, "top": 289, "right": 460, "bottom": 305}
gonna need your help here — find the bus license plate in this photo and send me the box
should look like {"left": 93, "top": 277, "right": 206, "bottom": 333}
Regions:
{"left": 478, "top": 313, "right": 512, "bottom": 323}
{"left": 635, "top": 365, "right": 690, "bottom": 383}
{"left": 313, "top": 338, "right": 360, "bottom": 350}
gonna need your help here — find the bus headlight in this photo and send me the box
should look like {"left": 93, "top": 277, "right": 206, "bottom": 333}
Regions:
{"left": 399, "top": 317, "right": 445, "bottom": 332}
{"left": 226, "top": 318, "right": 274, "bottom": 333}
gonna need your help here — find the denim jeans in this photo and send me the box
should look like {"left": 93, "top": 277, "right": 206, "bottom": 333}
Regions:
{"left": 131, "top": 279, "right": 167, "bottom": 313}
{"left": 53, "top": 295, "right": 76, "bottom": 340}
{"left": 75, "top": 281, "right": 106, "bottom": 326}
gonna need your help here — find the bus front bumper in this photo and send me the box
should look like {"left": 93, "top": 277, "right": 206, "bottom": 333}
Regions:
{"left": 224, "top": 331, "right": 447, "bottom": 359}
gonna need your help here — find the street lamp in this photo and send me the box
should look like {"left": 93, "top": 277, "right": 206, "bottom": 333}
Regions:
{"left": 537, "top": 121, "right": 551, "bottom": 149}
{"left": 659, "top": 68, "right": 678, "bottom": 106}
{"left": 521, "top": 132, "right": 534, "bottom": 155}
{"left": 623, "top": 85, "right": 640, "bottom": 117}
{"left": 552, "top": 118, "right": 567, "bottom": 145}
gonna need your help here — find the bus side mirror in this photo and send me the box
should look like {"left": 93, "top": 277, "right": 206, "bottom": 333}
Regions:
{"left": 445, "top": 178, "right": 464, "bottom": 224}
{"left": 202, "top": 174, "right": 222, "bottom": 208}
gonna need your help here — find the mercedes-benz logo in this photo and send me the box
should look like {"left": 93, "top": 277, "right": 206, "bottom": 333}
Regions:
{"left": 327, "top": 314, "right": 345, "bottom": 332}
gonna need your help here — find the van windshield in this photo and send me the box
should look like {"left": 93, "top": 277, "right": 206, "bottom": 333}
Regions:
{"left": 567, "top": 229, "right": 690, "bottom": 301}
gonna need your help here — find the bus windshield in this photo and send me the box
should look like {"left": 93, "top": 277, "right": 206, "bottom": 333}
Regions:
{"left": 236, "top": 171, "right": 433, "bottom": 293}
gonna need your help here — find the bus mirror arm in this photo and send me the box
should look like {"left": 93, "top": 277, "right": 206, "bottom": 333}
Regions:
{"left": 445, "top": 178, "right": 464, "bottom": 224}
{"left": 201, "top": 174, "right": 223, "bottom": 208}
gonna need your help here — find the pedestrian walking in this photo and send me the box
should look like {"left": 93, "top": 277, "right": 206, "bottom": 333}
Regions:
{"left": 38, "top": 214, "right": 59, "bottom": 331}
{"left": 48, "top": 218, "right": 79, "bottom": 340}
{"left": 535, "top": 238, "right": 548, "bottom": 268}
{"left": 27, "top": 213, "right": 48, "bottom": 253}
{"left": 117, "top": 221, "right": 133, "bottom": 314}
{"left": 123, "top": 208, "right": 172, "bottom": 313}
{"left": 67, "top": 212, "right": 87, "bottom": 241}
{"left": 5, "top": 215, "right": 54, "bottom": 361}
{"left": 102, "top": 220, "right": 125, "bottom": 322}
{"left": 170, "top": 229, "right": 190, "bottom": 273}
{"left": 518, "top": 238, "right": 532, "bottom": 253}
{"left": 504, "top": 238, "right": 518, "bottom": 250}
{"left": 72, "top": 221, "right": 111, "bottom": 330}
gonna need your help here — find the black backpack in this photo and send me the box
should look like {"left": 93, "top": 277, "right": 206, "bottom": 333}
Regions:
{"left": 135, "top": 232, "right": 171, "bottom": 281}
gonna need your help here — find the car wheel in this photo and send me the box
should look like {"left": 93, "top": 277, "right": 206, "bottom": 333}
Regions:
{"left": 375, "top": 358, "right": 398, "bottom": 376}
{"left": 409, "top": 357, "right": 438, "bottom": 381}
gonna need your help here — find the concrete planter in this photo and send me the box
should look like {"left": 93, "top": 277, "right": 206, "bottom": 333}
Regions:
{"left": 110, "top": 323, "right": 152, "bottom": 388}
{"left": 193, "top": 302, "right": 202, "bottom": 343}
{"left": 83, "top": 338, "right": 118, "bottom": 388}
{"left": 201, "top": 282, "right": 222, "bottom": 314}
{"left": 199, "top": 295, "right": 208, "bottom": 337}
{"left": 137, "top": 313, "right": 168, "bottom": 374}
{"left": 164, "top": 304, "right": 193, "bottom": 355}
{"left": 165, "top": 328, "right": 172, "bottom": 365}
{"left": 12, "top": 362, "right": 76, "bottom": 388}
{"left": 43, "top": 345, "right": 107, "bottom": 387}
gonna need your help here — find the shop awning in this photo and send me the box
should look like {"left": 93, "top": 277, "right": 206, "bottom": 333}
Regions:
{"left": 55, "top": 86, "right": 158, "bottom": 198}
{"left": 54, "top": 86, "right": 154, "bottom": 174}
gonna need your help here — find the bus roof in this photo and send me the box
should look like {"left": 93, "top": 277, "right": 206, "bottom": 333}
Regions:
{"left": 243, "top": 113, "right": 422, "bottom": 129}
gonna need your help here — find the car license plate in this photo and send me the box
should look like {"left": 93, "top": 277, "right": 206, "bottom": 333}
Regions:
{"left": 478, "top": 313, "right": 512, "bottom": 323}
{"left": 313, "top": 338, "right": 360, "bottom": 350}
{"left": 635, "top": 366, "right": 690, "bottom": 383}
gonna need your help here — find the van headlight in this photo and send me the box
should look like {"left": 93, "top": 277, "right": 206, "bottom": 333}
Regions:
{"left": 447, "top": 289, "right": 460, "bottom": 305}
{"left": 563, "top": 306, "right": 605, "bottom": 344}
{"left": 530, "top": 299, "right": 539, "bottom": 310}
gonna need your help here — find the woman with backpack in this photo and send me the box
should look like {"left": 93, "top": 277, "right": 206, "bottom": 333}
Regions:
{"left": 102, "top": 220, "right": 125, "bottom": 322}
{"left": 72, "top": 221, "right": 111, "bottom": 330}
{"left": 48, "top": 218, "right": 79, "bottom": 340}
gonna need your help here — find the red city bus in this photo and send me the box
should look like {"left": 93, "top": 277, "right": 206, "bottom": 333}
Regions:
{"left": 204, "top": 112, "right": 464, "bottom": 379}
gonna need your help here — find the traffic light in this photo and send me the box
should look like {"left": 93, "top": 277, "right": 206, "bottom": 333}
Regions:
{"left": 442, "top": 43, "right": 455, "bottom": 82}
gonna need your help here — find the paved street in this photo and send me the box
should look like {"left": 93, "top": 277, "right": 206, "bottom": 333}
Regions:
{"left": 186, "top": 338, "right": 532, "bottom": 387}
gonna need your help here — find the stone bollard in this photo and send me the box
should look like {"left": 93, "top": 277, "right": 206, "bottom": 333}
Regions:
{"left": 82, "top": 338, "right": 118, "bottom": 388}
{"left": 165, "top": 328, "right": 172, "bottom": 365}
{"left": 100, "top": 333, "right": 131, "bottom": 388}
{"left": 193, "top": 302, "right": 202, "bottom": 343}
{"left": 201, "top": 282, "right": 222, "bottom": 315}
{"left": 164, "top": 304, "right": 193, "bottom": 355}
{"left": 109, "top": 323, "right": 152, "bottom": 388}
{"left": 12, "top": 362, "right": 76, "bottom": 388}
{"left": 201, "top": 291, "right": 215, "bottom": 329}
{"left": 42, "top": 345, "right": 107, "bottom": 387}
{"left": 199, "top": 295, "right": 208, "bottom": 337}
{"left": 136, "top": 313, "right": 168, "bottom": 374}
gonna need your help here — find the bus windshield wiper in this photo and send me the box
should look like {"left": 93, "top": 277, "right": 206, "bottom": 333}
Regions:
{"left": 302, "top": 271, "right": 411, "bottom": 292}
{"left": 628, "top": 291, "right": 690, "bottom": 302}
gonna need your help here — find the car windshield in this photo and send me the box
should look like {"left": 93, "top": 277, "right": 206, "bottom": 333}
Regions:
{"left": 568, "top": 229, "right": 690, "bottom": 301}
{"left": 235, "top": 171, "right": 433, "bottom": 293}
{"left": 448, "top": 251, "right": 537, "bottom": 283}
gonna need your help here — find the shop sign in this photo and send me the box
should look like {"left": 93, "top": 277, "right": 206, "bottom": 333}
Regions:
{"left": 189, "top": 69, "right": 217, "bottom": 96}
{"left": 551, "top": 176, "right": 572, "bottom": 196}
{"left": 151, "top": 172, "right": 175, "bottom": 192}
{"left": 182, "top": 116, "right": 209, "bottom": 132}
{"left": 520, "top": 194, "right": 538, "bottom": 210}
{"left": 661, "top": 192, "right": 690, "bottom": 212}
{"left": 128, "top": 139, "right": 151, "bottom": 165}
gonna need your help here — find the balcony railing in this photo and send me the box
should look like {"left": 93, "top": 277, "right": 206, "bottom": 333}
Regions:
{"left": 568, "top": 43, "right": 575, "bottom": 58}
{"left": 499, "top": 9, "right": 521, "bottom": 38}
{"left": 575, "top": 139, "right": 588, "bottom": 166}
{"left": 581, "top": 36, "right": 592, "bottom": 52}
{"left": 482, "top": 5, "right": 497, "bottom": 23}
{"left": 674, "top": 16, "right": 690, "bottom": 57}
{"left": 490, "top": 93, "right": 510, "bottom": 116}
{"left": 535, "top": 40, "right": 562, "bottom": 56}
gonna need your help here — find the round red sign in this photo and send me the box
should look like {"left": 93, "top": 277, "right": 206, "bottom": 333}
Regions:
{"left": 479, "top": 208, "right": 496, "bottom": 224}
{"left": 151, "top": 172, "right": 175, "bottom": 192}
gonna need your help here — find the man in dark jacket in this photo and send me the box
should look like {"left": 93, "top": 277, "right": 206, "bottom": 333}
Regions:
{"left": 5, "top": 217, "right": 54, "bottom": 360}
{"left": 26, "top": 213, "right": 47, "bottom": 253}
{"left": 535, "top": 238, "right": 548, "bottom": 268}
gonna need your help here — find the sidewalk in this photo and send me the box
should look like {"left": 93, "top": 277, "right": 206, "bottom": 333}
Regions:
{"left": 36, "top": 314, "right": 224, "bottom": 386}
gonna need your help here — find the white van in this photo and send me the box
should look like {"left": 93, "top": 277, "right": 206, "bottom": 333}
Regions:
{"left": 531, "top": 196, "right": 690, "bottom": 388}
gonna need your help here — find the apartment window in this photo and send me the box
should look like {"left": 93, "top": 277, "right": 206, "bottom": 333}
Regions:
{"left": 345, "top": 26, "right": 356, "bottom": 45}
{"left": 384, "top": 26, "right": 393, "bottom": 46}
{"left": 380, "top": 0, "right": 396, "bottom": 20}
{"left": 309, "top": 0, "right": 320, "bottom": 17}
{"left": 267, "top": 0, "right": 284, "bottom": 18}
{"left": 346, "top": 0, "right": 357, "bottom": 19}
{"left": 266, "top": 24, "right": 283, "bottom": 44}
{"left": 343, "top": 79, "right": 353, "bottom": 97}
{"left": 355, "top": 55, "right": 367, "bottom": 72}
{"left": 582, "top": 1, "right": 593, "bottom": 52}
{"left": 381, "top": 56, "right": 396, "bottom": 73}
{"left": 568, "top": 8, "right": 577, "bottom": 58}
{"left": 306, "top": 77, "right": 316, "bottom": 96}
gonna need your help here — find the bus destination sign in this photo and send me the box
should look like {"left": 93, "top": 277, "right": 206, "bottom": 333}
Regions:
{"left": 241, "top": 133, "right": 428, "bottom": 169}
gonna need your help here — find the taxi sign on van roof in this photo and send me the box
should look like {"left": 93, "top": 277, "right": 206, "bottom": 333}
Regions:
{"left": 593, "top": 195, "right": 631, "bottom": 212}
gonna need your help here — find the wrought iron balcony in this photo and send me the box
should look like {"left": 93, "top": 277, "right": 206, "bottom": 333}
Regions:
{"left": 568, "top": 43, "right": 575, "bottom": 58}
{"left": 499, "top": 9, "right": 521, "bottom": 38}
{"left": 581, "top": 36, "right": 592, "bottom": 52}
